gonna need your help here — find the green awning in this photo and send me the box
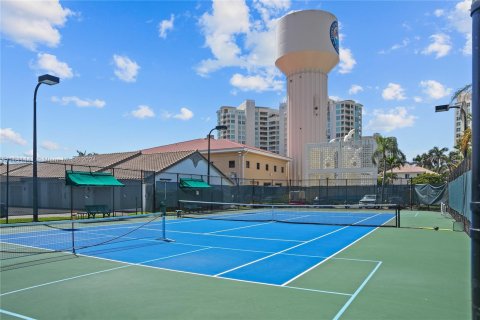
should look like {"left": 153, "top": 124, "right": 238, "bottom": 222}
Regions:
{"left": 179, "top": 178, "right": 211, "bottom": 189}
{"left": 66, "top": 171, "right": 124, "bottom": 187}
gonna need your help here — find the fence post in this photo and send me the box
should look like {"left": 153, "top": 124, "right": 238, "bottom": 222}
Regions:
{"left": 5, "top": 159, "right": 9, "bottom": 223}
{"left": 410, "top": 178, "right": 413, "bottom": 210}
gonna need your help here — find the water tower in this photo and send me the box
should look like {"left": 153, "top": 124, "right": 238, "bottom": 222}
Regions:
{"left": 275, "top": 10, "right": 340, "bottom": 183}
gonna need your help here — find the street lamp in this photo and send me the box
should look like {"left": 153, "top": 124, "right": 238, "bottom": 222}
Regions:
{"left": 435, "top": 102, "right": 468, "bottom": 158}
{"left": 207, "top": 125, "right": 227, "bottom": 184}
{"left": 33, "top": 74, "right": 60, "bottom": 222}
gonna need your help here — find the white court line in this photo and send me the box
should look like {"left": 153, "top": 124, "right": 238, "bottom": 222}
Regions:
{"left": 0, "top": 247, "right": 210, "bottom": 297}
{"left": 214, "top": 213, "right": 383, "bottom": 277}
{"left": 332, "top": 261, "right": 383, "bottom": 320}
{"left": 206, "top": 214, "right": 311, "bottom": 234}
{"left": 281, "top": 226, "right": 382, "bottom": 286}
{"left": 75, "top": 253, "right": 353, "bottom": 297}
{"left": 154, "top": 229, "right": 303, "bottom": 243}
{"left": 0, "top": 308, "right": 36, "bottom": 320}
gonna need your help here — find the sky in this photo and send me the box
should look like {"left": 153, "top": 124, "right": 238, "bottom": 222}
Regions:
{"left": 0, "top": 0, "right": 473, "bottom": 162}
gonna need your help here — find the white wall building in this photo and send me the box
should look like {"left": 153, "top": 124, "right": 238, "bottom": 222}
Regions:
{"left": 217, "top": 100, "right": 287, "bottom": 155}
{"left": 304, "top": 137, "right": 378, "bottom": 186}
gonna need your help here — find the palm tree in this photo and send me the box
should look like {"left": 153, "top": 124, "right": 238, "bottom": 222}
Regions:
{"left": 372, "top": 135, "right": 405, "bottom": 203}
{"left": 427, "top": 146, "right": 448, "bottom": 174}
{"left": 386, "top": 152, "right": 406, "bottom": 183}
{"left": 446, "top": 150, "right": 462, "bottom": 174}
{"left": 413, "top": 153, "right": 432, "bottom": 169}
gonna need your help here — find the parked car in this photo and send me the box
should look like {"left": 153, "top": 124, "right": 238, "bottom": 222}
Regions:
{"left": 359, "top": 194, "right": 377, "bottom": 206}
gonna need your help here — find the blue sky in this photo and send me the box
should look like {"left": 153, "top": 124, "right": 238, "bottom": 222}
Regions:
{"left": 0, "top": 0, "right": 473, "bottom": 161}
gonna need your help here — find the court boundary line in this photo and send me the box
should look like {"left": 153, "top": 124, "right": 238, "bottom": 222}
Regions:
{"left": 76, "top": 253, "right": 354, "bottom": 297}
{"left": 214, "top": 213, "right": 383, "bottom": 277}
{"left": 281, "top": 226, "right": 381, "bottom": 286}
{"left": 332, "top": 261, "right": 383, "bottom": 320}
{"left": 0, "top": 308, "right": 37, "bottom": 320}
{"left": 0, "top": 247, "right": 210, "bottom": 297}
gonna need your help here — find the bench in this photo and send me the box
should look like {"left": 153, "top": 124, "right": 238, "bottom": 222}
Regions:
{"left": 85, "top": 205, "right": 111, "bottom": 219}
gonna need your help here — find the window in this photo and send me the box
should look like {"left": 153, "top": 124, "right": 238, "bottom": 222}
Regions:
{"left": 274, "top": 165, "right": 277, "bottom": 172}
{"left": 246, "top": 161, "right": 250, "bottom": 168}
{"left": 257, "top": 163, "right": 260, "bottom": 170}
{"left": 265, "top": 164, "right": 269, "bottom": 171}
{"left": 281, "top": 167, "right": 284, "bottom": 173}
{"left": 229, "top": 161, "right": 235, "bottom": 168}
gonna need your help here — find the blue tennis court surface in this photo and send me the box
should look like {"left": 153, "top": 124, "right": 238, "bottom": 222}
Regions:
{"left": 1, "top": 211, "right": 394, "bottom": 286}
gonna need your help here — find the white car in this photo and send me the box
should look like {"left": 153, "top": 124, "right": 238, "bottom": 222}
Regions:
{"left": 359, "top": 194, "right": 377, "bottom": 206}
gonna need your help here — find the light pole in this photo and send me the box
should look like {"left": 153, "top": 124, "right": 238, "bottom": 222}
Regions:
{"left": 207, "top": 125, "right": 227, "bottom": 184}
{"left": 435, "top": 102, "right": 468, "bottom": 158}
{"left": 33, "top": 74, "right": 60, "bottom": 222}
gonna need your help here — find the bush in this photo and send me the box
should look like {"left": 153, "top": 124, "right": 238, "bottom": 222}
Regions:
{"left": 411, "top": 173, "right": 445, "bottom": 185}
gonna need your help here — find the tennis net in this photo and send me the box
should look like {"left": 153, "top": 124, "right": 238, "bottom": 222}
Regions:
{"left": 178, "top": 200, "right": 400, "bottom": 227}
{"left": 0, "top": 212, "right": 166, "bottom": 269}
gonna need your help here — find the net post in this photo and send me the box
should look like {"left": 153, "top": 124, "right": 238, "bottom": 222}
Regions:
{"left": 71, "top": 218, "right": 76, "bottom": 255}
{"left": 159, "top": 201, "right": 174, "bottom": 242}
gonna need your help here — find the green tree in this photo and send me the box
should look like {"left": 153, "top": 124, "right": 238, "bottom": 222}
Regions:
{"left": 427, "top": 146, "right": 448, "bottom": 174}
{"left": 372, "top": 135, "right": 405, "bottom": 202}
{"left": 411, "top": 173, "right": 445, "bottom": 185}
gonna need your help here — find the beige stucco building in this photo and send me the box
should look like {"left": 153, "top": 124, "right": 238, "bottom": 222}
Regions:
{"left": 143, "top": 138, "right": 290, "bottom": 186}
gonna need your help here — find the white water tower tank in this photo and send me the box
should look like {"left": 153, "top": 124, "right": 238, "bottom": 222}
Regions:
{"left": 275, "top": 10, "right": 340, "bottom": 182}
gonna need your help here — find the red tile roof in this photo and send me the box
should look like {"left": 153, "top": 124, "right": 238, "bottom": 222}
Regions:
{"left": 142, "top": 138, "right": 290, "bottom": 160}
{"left": 391, "top": 164, "right": 436, "bottom": 174}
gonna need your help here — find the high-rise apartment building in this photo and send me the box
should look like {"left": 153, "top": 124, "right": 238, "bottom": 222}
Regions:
{"left": 217, "top": 100, "right": 287, "bottom": 155}
{"left": 327, "top": 99, "right": 363, "bottom": 141}
{"left": 453, "top": 92, "right": 472, "bottom": 143}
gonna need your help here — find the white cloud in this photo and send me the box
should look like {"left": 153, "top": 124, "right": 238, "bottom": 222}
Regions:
{"left": 367, "top": 107, "right": 416, "bottom": 132}
{"left": 329, "top": 96, "right": 342, "bottom": 102}
{"left": 196, "top": 0, "right": 286, "bottom": 92}
{"left": 131, "top": 105, "right": 155, "bottom": 119}
{"left": 51, "top": 96, "right": 105, "bottom": 108}
{"left": 41, "top": 140, "right": 59, "bottom": 150}
{"left": 0, "top": 0, "right": 73, "bottom": 50}
{"left": 159, "top": 14, "right": 174, "bottom": 39}
{"left": 161, "top": 110, "right": 173, "bottom": 120}
{"left": 230, "top": 73, "right": 283, "bottom": 92}
{"left": 420, "top": 80, "right": 452, "bottom": 100}
{"left": 434, "top": 9, "right": 445, "bottom": 17}
{"left": 113, "top": 54, "right": 140, "bottom": 82}
{"left": 338, "top": 48, "right": 356, "bottom": 74}
{"left": 197, "top": 0, "right": 250, "bottom": 75}
{"left": 379, "top": 38, "right": 410, "bottom": 54}
{"left": 422, "top": 33, "right": 452, "bottom": 58}
{"left": 348, "top": 84, "right": 363, "bottom": 95}
{"left": 382, "top": 83, "right": 406, "bottom": 101}
{"left": 447, "top": 0, "right": 472, "bottom": 55}
{"left": 173, "top": 107, "right": 194, "bottom": 120}
{"left": 0, "top": 128, "right": 27, "bottom": 145}
{"left": 413, "top": 96, "right": 423, "bottom": 103}
{"left": 34, "top": 53, "right": 73, "bottom": 78}
{"left": 24, "top": 149, "right": 34, "bottom": 157}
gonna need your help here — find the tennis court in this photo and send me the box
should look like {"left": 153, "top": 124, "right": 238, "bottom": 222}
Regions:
{"left": 0, "top": 204, "right": 470, "bottom": 319}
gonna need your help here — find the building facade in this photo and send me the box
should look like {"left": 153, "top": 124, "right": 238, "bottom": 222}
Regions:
{"left": 304, "top": 136, "right": 378, "bottom": 186}
{"left": 327, "top": 99, "right": 363, "bottom": 141}
{"left": 143, "top": 138, "right": 291, "bottom": 186}
{"left": 453, "top": 91, "right": 472, "bottom": 144}
{"left": 216, "top": 100, "right": 287, "bottom": 155}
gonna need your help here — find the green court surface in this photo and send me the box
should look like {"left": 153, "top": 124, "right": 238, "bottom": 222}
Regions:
{"left": 0, "top": 210, "right": 470, "bottom": 320}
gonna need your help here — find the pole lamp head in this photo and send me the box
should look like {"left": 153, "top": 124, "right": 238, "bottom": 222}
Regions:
{"left": 38, "top": 74, "right": 60, "bottom": 86}
{"left": 215, "top": 125, "right": 228, "bottom": 130}
{"left": 435, "top": 104, "right": 450, "bottom": 112}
